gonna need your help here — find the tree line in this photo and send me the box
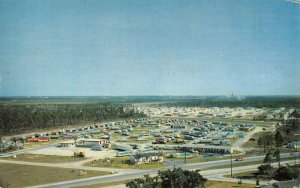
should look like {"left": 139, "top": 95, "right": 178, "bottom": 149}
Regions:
{"left": 256, "top": 119, "right": 299, "bottom": 180}
{"left": 257, "top": 118, "right": 299, "bottom": 152}
{"left": 155, "top": 96, "right": 300, "bottom": 108}
{"left": 0, "top": 103, "right": 145, "bottom": 135}
{"left": 126, "top": 167, "right": 207, "bottom": 188}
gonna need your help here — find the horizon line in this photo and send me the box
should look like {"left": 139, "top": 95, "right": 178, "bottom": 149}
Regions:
{"left": 1, "top": 95, "right": 300, "bottom": 98}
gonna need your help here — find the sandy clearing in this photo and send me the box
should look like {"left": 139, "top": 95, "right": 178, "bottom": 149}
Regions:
{"left": 27, "top": 147, "right": 117, "bottom": 158}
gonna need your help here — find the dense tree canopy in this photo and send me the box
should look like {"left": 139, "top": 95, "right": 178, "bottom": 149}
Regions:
{"left": 274, "top": 164, "right": 300, "bottom": 181}
{"left": 0, "top": 103, "right": 145, "bottom": 135}
{"left": 126, "top": 168, "right": 207, "bottom": 188}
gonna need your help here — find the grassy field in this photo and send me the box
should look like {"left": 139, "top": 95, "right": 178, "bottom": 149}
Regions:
{"left": 0, "top": 163, "right": 110, "bottom": 188}
{"left": 165, "top": 153, "right": 200, "bottom": 162}
{"left": 223, "top": 170, "right": 257, "bottom": 178}
{"left": 205, "top": 180, "right": 256, "bottom": 188}
{"left": 186, "top": 155, "right": 233, "bottom": 164}
{"left": 125, "top": 136, "right": 155, "bottom": 144}
{"left": 72, "top": 179, "right": 132, "bottom": 188}
{"left": 165, "top": 153, "right": 248, "bottom": 164}
{"left": 242, "top": 131, "right": 273, "bottom": 149}
{"left": 111, "top": 133, "right": 120, "bottom": 140}
{"left": 86, "top": 156, "right": 167, "bottom": 169}
{"left": 242, "top": 129, "right": 295, "bottom": 155}
{"left": 4, "top": 153, "right": 84, "bottom": 163}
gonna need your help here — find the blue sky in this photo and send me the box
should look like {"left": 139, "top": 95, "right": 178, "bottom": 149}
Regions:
{"left": 0, "top": 0, "right": 299, "bottom": 96}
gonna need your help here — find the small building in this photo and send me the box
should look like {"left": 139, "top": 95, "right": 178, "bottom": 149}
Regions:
{"left": 58, "top": 140, "right": 75, "bottom": 148}
{"left": 130, "top": 152, "right": 163, "bottom": 165}
{"left": 76, "top": 139, "right": 109, "bottom": 148}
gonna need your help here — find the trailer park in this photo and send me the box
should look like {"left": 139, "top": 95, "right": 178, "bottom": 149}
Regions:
{"left": 1, "top": 107, "right": 283, "bottom": 167}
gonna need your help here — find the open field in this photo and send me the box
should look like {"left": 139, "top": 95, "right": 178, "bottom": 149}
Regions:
{"left": 242, "top": 130, "right": 297, "bottom": 155}
{"left": 223, "top": 170, "right": 257, "bottom": 178}
{"left": 86, "top": 156, "right": 167, "bottom": 169}
{"left": 165, "top": 153, "right": 201, "bottom": 162}
{"left": 0, "top": 163, "right": 110, "bottom": 188}
{"left": 111, "top": 133, "right": 120, "bottom": 140}
{"left": 72, "top": 179, "right": 132, "bottom": 188}
{"left": 4, "top": 153, "right": 84, "bottom": 163}
{"left": 205, "top": 180, "right": 256, "bottom": 188}
{"left": 242, "top": 131, "right": 273, "bottom": 148}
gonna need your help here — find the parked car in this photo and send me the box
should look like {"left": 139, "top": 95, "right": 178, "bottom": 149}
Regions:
{"left": 84, "top": 135, "right": 92, "bottom": 139}
{"left": 184, "top": 135, "right": 194, "bottom": 140}
{"left": 91, "top": 146, "right": 102, "bottom": 151}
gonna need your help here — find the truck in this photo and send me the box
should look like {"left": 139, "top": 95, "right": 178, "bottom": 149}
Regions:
{"left": 74, "top": 151, "right": 85, "bottom": 158}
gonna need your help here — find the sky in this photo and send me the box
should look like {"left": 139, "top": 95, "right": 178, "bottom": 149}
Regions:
{"left": 0, "top": 0, "right": 299, "bottom": 96}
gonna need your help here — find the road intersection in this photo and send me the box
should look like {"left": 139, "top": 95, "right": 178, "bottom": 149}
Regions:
{"left": 0, "top": 152, "right": 290, "bottom": 188}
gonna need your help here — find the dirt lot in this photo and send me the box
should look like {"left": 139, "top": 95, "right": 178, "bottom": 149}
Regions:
{"left": 27, "top": 146, "right": 117, "bottom": 158}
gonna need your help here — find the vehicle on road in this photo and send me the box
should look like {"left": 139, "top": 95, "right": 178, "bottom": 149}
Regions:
{"left": 235, "top": 157, "right": 244, "bottom": 161}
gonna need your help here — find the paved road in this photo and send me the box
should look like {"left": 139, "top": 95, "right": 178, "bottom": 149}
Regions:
{"left": 22, "top": 153, "right": 298, "bottom": 188}
{"left": 100, "top": 160, "right": 297, "bottom": 188}
{"left": 202, "top": 160, "right": 296, "bottom": 185}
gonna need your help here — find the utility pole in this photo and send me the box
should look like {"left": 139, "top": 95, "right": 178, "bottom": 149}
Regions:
{"left": 230, "top": 150, "right": 233, "bottom": 177}
{"left": 294, "top": 134, "right": 299, "bottom": 165}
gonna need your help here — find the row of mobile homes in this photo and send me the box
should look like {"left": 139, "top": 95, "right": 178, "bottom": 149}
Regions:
{"left": 130, "top": 152, "right": 163, "bottom": 165}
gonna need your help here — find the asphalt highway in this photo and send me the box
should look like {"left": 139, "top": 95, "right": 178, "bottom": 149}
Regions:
{"left": 27, "top": 153, "right": 298, "bottom": 188}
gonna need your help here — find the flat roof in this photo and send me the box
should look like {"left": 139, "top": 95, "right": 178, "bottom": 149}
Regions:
{"left": 77, "top": 138, "right": 106, "bottom": 142}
